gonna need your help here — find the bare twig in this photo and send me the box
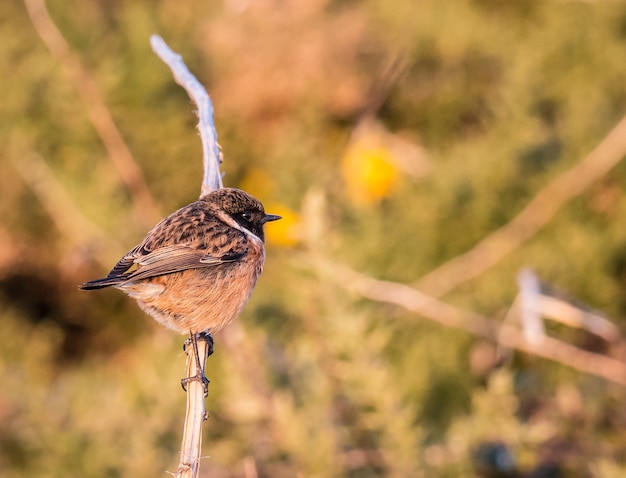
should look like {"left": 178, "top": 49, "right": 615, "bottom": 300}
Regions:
{"left": 23, "top": 0, "right": 161, "bottom": 226}
{"left": 317, "top": 260, "right": 626, "bottom": 385}
{"left": 149, "top": 35, "right": 223, "bottom": 478}
{"left": 150, "top": 35, "right": 223, "bottom": 196}
{"left": 414, "top": 113, "right": 626, "bottom": 297}
{"left": 516, "top": 269, "right": 620, "bottom": 343}
{"left": 536, "top": 295, "right": 620, "bottom": 342}
{"left": 177, "top": 337, "right": 211, "bottom": 478}
{"left": 517, "top": 268, "right": 546, "bottom": 344}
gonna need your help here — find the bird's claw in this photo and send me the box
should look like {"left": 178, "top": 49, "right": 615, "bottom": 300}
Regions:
{"left": 181, "top": 331, "right": 214, "bottom": 398}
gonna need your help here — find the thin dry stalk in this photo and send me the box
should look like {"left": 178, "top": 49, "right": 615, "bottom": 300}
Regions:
{"left": 536, "top": 295, "right": 620, "bottom": 342}
{"left": 414, "top": 113, "right": 626, "bottom": 297}
{"left": 150, "top": 35, "right": 223, "bottom": 477}
{"left": 516, "top": 269, "right": 620, "bottom": 343}
{"left": 517, "top": 268, "right": 546, "bottom": 344}
{"left": 150, "top": 35, "right": 223, "bottom": 196}
{"left": 175, "top": 338, "right": 211, "bottom": 478}
{"left": 23, "top": 0, "right": 161, "bottom": 226}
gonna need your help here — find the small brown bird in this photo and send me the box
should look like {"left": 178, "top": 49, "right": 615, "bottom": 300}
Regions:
{"left": 80, "top": 188, "right": 281, "bottom": 336}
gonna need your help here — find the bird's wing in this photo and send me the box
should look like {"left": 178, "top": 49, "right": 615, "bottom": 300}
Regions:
{"left": 80, "top": 199, "right": 248, "bottom": 290}
{"left": 122, "top": 244, "right": 246, "bottom": 282}
{"left": 80, "top": 244, "right": 246, "bottom": 289}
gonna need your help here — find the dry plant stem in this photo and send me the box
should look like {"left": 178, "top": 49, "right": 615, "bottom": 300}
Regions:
{"left": 517, "top": 269, "right": 620, "bottom": 343}
{"left": 150, "top": 36, "right": 223, "bottom": 477}
{"left": 536, "top": 295, "right": 620, "bottom": 342}
{"left": 517, "top": 268, "right": 546, "bottom": 344}
{"left": 176, "top": 335, "right": 211, "bottom": 478}
{"left": 321, "top": 261, "right": 626, "bottom": 385}
{"left": 23, "top": 0, "right": 161, "bottom": 226}
{"left": 415, "top": 113, "right": 626, "bottom": 297}
{"left": 150, "top": 35, "right": 223, "bottom": 196}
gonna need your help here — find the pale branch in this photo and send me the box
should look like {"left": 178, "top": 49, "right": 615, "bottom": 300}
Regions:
{"left": 23, "top": 0, "right": 161, "bottom": 226}
{"left": 316, "top": 260, "right": 626, "bottom": 386}
{"left": 150, "top": 35, "right": 223, "bottom": 196}
{"left": 517, "top": 268, "right": 546, "bottom": 344}
{"left": 176, "top": 336, "right": 211, "bottom": 478}
{"left": 516, "top": 268, "right": 620, "bottom": 343}
{"left": 414, "top": 113, "right": 626, "bottom": 297}
{"left": 150, "top": 35, "right": 222, "bottom": 478}
{"left": 535, "top": 295, "right": 620, "bottom": 342}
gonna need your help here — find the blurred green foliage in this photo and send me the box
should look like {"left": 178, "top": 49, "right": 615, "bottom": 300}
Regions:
{"left": 3, "top": 0, "right": 626, "bottom": 476}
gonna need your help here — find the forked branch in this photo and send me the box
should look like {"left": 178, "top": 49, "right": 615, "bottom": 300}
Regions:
{"left": 316, "top": 260, "right": 626, "bottom": 386}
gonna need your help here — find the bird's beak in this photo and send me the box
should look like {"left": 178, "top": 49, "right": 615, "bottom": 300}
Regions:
{"left": 263, "top": 214, "right": 282, "bottom": 223}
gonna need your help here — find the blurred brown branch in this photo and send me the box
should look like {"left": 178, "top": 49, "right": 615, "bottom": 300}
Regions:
{"left": 23, "top": 0, "right": 161, "bottom": 226}
{"left": 317, "top": 260, "right": 626, "bottom": 385}
{"left": 11, "top": 151, "right": 122, "bottom": 268}
{"left": 414, "top": 113, "right": 626, "bottom": 297}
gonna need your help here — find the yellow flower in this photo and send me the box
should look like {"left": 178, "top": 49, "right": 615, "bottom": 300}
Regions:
{"left": 341, "top": 143, "right": 399, "bottom": 205}
{"left": 264, "top": 203, "right": 300, "bottom": 247}
{"left": 239, "top": 168, "right": 299, "bottom": 247}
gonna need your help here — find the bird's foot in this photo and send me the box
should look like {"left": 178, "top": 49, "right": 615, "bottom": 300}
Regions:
{"left": 181, "top": 331, "right": 214, "bottom": 397}
{"left": 180, "top": 372, "right": 210, "bottom": 397}
{"left": 183, "top": 331, "right": 214, "bottom": 357}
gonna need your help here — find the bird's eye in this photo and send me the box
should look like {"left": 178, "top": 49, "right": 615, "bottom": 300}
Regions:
{"left": 241, "top": 211, "right": 253, "bottom": 221}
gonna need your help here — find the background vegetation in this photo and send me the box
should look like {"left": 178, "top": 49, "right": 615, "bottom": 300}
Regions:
{"left": 2, "top": 0, "right": 626, "bottom": 476}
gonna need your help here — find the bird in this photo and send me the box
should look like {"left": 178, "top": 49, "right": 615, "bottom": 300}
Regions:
{"left": 80, "top": 188, "right": 281, "bottom": 336}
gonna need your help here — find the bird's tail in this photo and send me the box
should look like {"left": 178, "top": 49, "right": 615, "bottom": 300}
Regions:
{"left": 79, "top": 276, "right": 124, "bottom": 290}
